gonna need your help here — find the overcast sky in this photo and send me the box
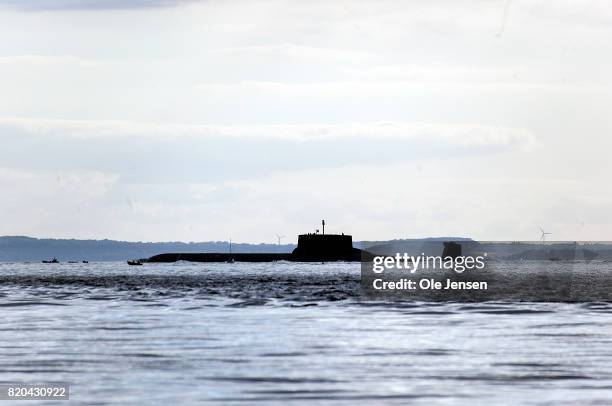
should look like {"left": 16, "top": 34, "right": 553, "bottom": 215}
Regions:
{"left": 1, "top": 0, "right": 611, "bottom": 242}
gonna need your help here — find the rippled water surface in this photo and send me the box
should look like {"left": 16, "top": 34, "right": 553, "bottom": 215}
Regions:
{"left": 1, "top": 261, "right": 612, "bottom": 405}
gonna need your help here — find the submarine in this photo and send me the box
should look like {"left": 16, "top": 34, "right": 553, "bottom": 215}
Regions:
{"left": 146, "top": 221, "right": 362, "bottom": 263}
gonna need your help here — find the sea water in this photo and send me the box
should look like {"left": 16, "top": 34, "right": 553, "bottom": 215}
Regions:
{"left": 0, "top": 261, "right": 611, "bottom": 405}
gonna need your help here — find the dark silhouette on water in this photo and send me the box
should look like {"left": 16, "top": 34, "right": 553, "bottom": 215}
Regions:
{"left": 290, "top": 233, "right": 360, "bottom": 261}
{"left": 442, "top": 242, "right": 462, "bottom": 259}
{"left": 147, "top": 223, "right": 362, "bottom": 263}
{"left": 42, "top": 257, "right": 59, "bottom": 264}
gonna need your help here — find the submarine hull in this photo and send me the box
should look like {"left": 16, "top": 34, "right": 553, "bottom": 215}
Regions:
{"left": 146, "top": 233, "right": 363, "bottom": 263}
{"left": 147, "top": 253, "right": 292, "bottom": 263}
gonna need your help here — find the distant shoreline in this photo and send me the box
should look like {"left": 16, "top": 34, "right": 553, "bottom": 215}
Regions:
{"left": 1, "top": 236, "right": 612, "bottom": 262}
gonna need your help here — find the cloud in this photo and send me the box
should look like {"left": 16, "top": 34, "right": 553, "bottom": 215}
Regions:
{"left": 0, "top": 116, "right": 535, "bottom": 186}
{"left": 525, "top": 0, "right": 612, "bottom": 29}
{"left": 0, "top": 117, "right": 535, "bottom": 148}
{"left": 69, "top": 163, "right": 612, "bottom": 242}
{"left": 0, "top": 167, "right": 121, "bottom": 238}
{"left": 0, "top": 167, "right": 118, "bottom": 211}
{"left": 195, "top": 78, "right": 595, "bottom": 98}
{"left": 209, "top": 44, "right": 376, "bottom": 65}
{"left": 0, "top": 0, "right": 200, "bottom": 11}
{"left": 0, "top": 54, "right": 99, "bottom": 67}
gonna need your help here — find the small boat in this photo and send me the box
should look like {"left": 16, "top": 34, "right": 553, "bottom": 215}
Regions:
{"left": 82, "top": 260, "right": 89, "bottom": 264}
{"left": 42, "top": 258, "right": 59, "bottom": 264}
{"left": 127, "top": 260, "right": 143, "bottom": 266}
{"left": 68, "top": 261, "right": 78, "bottom": 264}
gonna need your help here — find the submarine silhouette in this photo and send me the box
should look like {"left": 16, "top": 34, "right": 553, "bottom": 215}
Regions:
{"left": 146, "top": 223, "right": 361, "bottom": 263}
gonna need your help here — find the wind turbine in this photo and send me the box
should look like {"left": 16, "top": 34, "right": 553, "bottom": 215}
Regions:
{"left": 540, "top": 227, "right": 551, "bottom": 243}
{"left": 275, "top": 234, "right": 285, "bottom": 246}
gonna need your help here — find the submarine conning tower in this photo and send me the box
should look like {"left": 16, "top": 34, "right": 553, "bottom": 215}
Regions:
{"left": 291, "top": 233, "right": 361, "bottom": 261}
